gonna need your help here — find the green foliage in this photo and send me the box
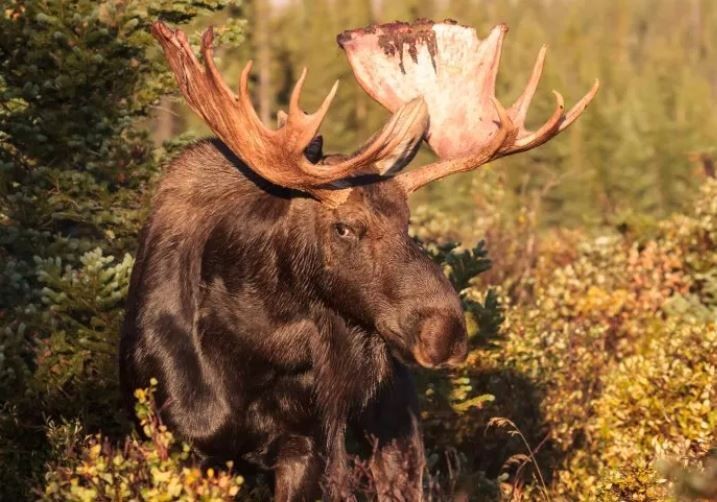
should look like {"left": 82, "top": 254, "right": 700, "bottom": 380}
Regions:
{"left": 33, "top": 249, "right": 133, "bottom": 405}
{"left": 403, "top": 181, "right": 717, "bottom": 500}
{"left": 43, "top": 381, "right": 244, "bottom": 501}
{"left": 0, "top": 0, "right": 243, "bottom": 499}
{"left": 469, "top": 180, "right": 717, "bottom": 500}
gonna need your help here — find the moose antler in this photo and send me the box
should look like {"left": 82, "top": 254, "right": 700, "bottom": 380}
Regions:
{"left": 152, "top": 21, "right": 429, "bottom": 204}
{"left": 338, "top": 20, "right": 599, "bottom": 193}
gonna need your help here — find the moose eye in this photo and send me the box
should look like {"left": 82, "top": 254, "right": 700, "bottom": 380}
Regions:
{"left": 334, "top": 223, "right": 354, "bottom": 239}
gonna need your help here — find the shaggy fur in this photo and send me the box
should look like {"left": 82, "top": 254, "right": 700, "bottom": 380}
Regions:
{"left": 119, "top": 138, "right": 467, "bottom": 501}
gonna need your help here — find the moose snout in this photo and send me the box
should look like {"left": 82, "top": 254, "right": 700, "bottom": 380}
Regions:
{"left": 412, "top": 314, "right": 468, "bottom": 369}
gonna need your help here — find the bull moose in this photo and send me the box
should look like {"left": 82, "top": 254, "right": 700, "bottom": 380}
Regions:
{"left": 119, "top": 19, "right": 597, "bottom": 501}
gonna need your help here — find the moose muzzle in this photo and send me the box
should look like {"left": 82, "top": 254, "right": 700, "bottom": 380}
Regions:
{"left": 411, "top": 310, "right": 468, "bottom": 369}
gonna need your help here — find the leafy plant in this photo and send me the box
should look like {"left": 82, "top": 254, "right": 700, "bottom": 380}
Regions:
{"left": 43, "top": 380, "right": 245, "bottom": 501}
{"left": 0, "top": 1, "right": 244, "bottom": 498}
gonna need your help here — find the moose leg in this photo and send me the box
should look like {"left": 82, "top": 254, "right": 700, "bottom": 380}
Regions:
{"left": 360, "top": 364, "right": 425, "bottom": 502}
{"left": 323, "top": 422, "right": 355, "bottom": 501}
{"left": 273, "top": 435, "right": 323, "bottom": 502}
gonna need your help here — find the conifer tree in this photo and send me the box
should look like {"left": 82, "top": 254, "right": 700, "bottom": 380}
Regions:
{"left": 0, "top": 1, "right": 244, "bottom": 497}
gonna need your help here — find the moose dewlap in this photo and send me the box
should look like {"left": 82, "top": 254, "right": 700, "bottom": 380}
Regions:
{"left": 119, "top": 18, "right": 597, "bottom": 501}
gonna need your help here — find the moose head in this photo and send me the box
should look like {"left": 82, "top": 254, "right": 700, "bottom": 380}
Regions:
{"left": 150, "top": 20, "right": 597, "bottom": 370}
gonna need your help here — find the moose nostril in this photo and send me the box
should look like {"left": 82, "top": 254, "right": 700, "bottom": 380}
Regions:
{"left": 413, "top": 315, "right": 467, "bottom": 368}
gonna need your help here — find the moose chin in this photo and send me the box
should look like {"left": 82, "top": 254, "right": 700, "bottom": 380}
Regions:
{"left": 119, "top": 18, "right": 597, "bottom": 501}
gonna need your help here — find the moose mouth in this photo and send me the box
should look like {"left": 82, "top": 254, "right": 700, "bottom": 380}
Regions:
{"left": 384, "top": 337, "right": 464, "bottom": 370}
{"left": 412, "top": 341, "right": 466, "bottom": 369}
{"left": 376, "top": 326, "right": 443, "bottom": 370}
{"left": 411, "top": 343, "right": 438, "bottom": 368}
{"left": 376, "top": 313, "right": 468, "bottom": 369}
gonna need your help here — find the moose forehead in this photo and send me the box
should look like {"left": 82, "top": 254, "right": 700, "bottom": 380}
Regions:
{"left": 332, "top": 179, "right": 410, "bottom": 229}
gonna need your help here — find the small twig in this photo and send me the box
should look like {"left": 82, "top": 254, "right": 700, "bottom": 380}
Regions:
{"left": 486, "top": 417, "right": 551, "bottom": 502}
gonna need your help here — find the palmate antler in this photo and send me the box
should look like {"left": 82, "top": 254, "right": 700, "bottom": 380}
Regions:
{"left": 338, "top": 20, "right": 599, "bottom": 193}
{"left": 154, "top": 19, "right": 598, "bottom": 202}
{"left": 151, "top": 21, "right": 429, "bottom": 205}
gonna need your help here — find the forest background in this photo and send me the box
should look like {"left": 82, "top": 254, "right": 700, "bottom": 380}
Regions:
{"left": 1, "top": 0, "right": 716, "bottom": 500}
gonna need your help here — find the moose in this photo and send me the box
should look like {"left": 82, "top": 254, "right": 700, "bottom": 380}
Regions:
{"left": 119, "top": 19, "right": 597, "bottom": 501}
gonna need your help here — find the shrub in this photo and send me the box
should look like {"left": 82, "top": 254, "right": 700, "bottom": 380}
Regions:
{"left": 43, "top": 381, "right": 245, "bottom": 501}
{"left": 454, "top": 180, "right": 717, "bottom": 500}
{"left": 0, "top": 1, "right": 244, "bottom": 498}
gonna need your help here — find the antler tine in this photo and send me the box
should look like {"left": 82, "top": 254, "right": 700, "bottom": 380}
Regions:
{"left": 504, "top": 90, "right": 565, "bottom": 155}
{"left": 502, "top": 45, "right": 572, "bottom": 155}
{"left": 510, "top": 45, "right": 548, "bottom": 127}
{"left": 504, "top": 78, "right": 600, "bottom": 156}
{"left": 397, "top": 98, "right": 513, "bottom": 193}
{"left": 313, "top": 80, "right": 340, "bottom": 132}
{"left": 237, "top": 61, "right": 266, "bottom": 130}
{"left": 288, "top": 67, "right": 308, "bottom": 116}
{"left": 200, "top": 27, "right": 229, "bottom": 97}
{"left": 559, "top": 79, "right": 601, "bottom": 132}
{"left": 153, "top": 24, "right": 203, "bottom": 111}
{"left": 286, "top": 68, "right": 339, "bottom": 153}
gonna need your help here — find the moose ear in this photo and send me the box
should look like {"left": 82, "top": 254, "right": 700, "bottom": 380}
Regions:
{"left": 276, "top": 110, "right": 324, "bottom": 164}
{"left": 305, "top": 135, "right": 324, "bottom": 163}
{"left": 278, "top": 110, "right": 324, "bottom": 164}
{"left": 348, "top": 96, "right": 429, "bottom": 176}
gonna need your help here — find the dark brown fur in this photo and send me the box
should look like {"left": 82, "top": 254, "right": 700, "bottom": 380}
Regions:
{"left": 119, "top": 138, "right": 467, "bottom": 500}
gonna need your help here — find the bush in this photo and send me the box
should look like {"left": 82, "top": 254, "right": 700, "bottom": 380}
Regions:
{"left": 452, "top": 180, "right": 717, "bottom": 500}
{"left": 43, "top": 381, "right": 244, "bottom": 501}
